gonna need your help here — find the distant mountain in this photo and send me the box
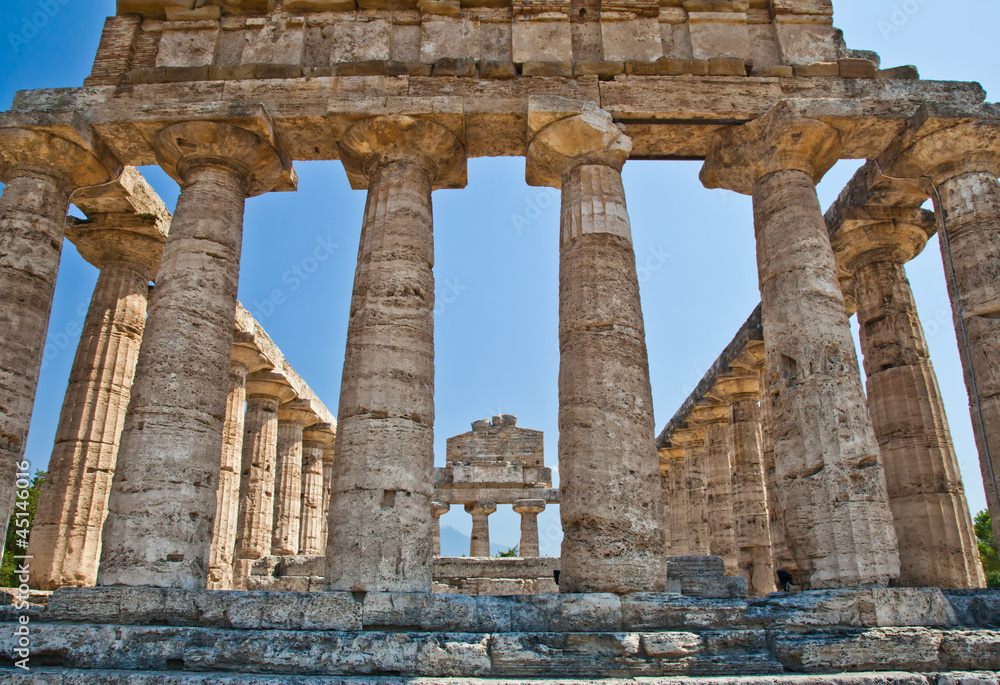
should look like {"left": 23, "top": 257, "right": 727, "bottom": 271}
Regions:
{"left": 440, "top": 525, "right": 517, "bottom": 558}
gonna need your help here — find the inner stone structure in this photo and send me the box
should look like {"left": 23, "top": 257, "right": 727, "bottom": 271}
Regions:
{"left": 0, "top": 0, "right": 999, "bottom": 681}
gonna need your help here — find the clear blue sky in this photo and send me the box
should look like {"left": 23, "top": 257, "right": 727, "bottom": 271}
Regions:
{"left": 1, "top": 0, "right": 997, "bottom": 556}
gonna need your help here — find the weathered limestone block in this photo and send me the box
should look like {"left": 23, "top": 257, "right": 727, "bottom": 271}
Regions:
{"left": 298, "top": 423, "right": 333, "bottom": 557}
{"left": 327, "top": 115, "right": 466, "bottom": 593}
{"left": 234, "top": 372, "right": 295, "bottom": 577}
{"left": 155, "top": 21, "right": 220, "bottom": 67}
{"left": 882, "top": 114, "right": 1000, "bottom": 551}
{"left": 330, "top": 19, "right": 392, "bottom": 63}
{"left": 833, "top": 210, "right": 986, "bottom": 589}
{"left": 28, "top": 201, "right": 166, "bottom": 591}
{"left": 770, "top": 0, "right": 842, "bottom": 65}
{"left": 430, "top": 500, "right": 450, "bottom": 556}
{"left": 600, "top": 13, "right": 663, "bottom": 62}
{"left": 691, "top": 403, "right": 739, "bottom": 577}
{"left": 242, "top": 17, "right": 306, "bottom": 66}
{"left": 420, "top": 16, "right": 480, "bottom": 63}
{"left": 512, "top": 14, "right": 572, "bottom": 63}
{"left": 466, "top": 500, "right": 497, "bottom": 557}
{"left": 660, "top": 445, "right": 689, "bottom": 555}
{"left": 0, "top": 127, "right": 118, "bottom": 562}
{"left": 271, "top": 402, "right": 313, "bottom": 556}
{"left": 513, "top": 498, "right": 545, "bottom": 557}
{"left": 99, "top": 121, "right": 287, "bottom": 589}
{"left": 527, "top": 98, "right": 666, "bottom": 593}
{"left": 673, "top": 427, "right": 710, "bottom": 555}
{"left": 686, "top": 10, "right": 752, "bottom": 62}
{"left": 701, "top": 102, "right": 900, "bottom": 589}
{"left": 713, "top": 375, "right": 777, "bottom": 597}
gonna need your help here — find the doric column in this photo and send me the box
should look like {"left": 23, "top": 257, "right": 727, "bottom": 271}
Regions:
{"left": 28, "top": 214, "right": 165, "bottom": 590}
{"left": 320, "top": 436, "right": 336, "bottom": 549}
{"left": 526, "top": 100, "right": 666, "bottom": 593}
{"left": 0, "top": 128, "right": 117, "bottom": 558}
{"left": 702, "top": 102, "right": 900, "bottom": 589}
{"left": 207, "top": 348, "right": 260, "bottom": 590}
{"left": 658, "top": 459, "right": 672, "bottom": 553}
{"left": 712, "top": 375, "right": 777, "bottom": 597}
{"left": 326, "top": 115, "right": 466, "bottom": 593}
{"left": 757, "top": 357, "right": 800, "bottom": 583}
{"left": 691, "top": 403, "right": 738, "bottom": 576}
{"left": 513, "top": 499, "right": 546, "bottom": 558}
{"left": 300, "top": 423, "right": 335, "bottom": 556}
{"left": 660, "top": 446, "right": 689, "bottom": 555}
{"left": 465, "top": 501, "right": 497, "bottom": 558}
{"left": 271, "top": 401, "right": 314, "bottom": 556}
{"left": 671, "top": 427, "right": 710, "bottom": 555}
{"left": 430, "top": 501, "right": 450, "bottom": 557}
{"left": 233, "top": 372, "right": 296, "bottom": 582}
{"left": 99, "top": 122, "right": 287, "bottom": 588}
{"left": 884, "top": 118, "right": 1000, "bottom": 550}
{"left": 833, "top": 210, "right": 986, "bottom": 588}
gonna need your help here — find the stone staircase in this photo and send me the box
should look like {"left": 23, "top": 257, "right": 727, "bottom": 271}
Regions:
{"left": 0, "top": 587, "right": 996, "bottom": 683}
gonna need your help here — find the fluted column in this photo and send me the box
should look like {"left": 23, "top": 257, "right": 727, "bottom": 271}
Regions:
{"left": 702, "top": 102, "right": 900, "bottom": 589}
{"left": 299, "top": 424, "right": 334, "bottom": 556}
{"left": 99, "top": 122, "right": 287, "bottom": 588}
{"left": 0, "top": 129, "right": 117, "bottom": 558}
{"left": 513, "top": 499, "right": 545, "bottom": 558}
{"left": 465, "top": 501, "right": 497, "bottom": 558}
{"left": 233, "top": 372, "right": 295, "bottom": 587}
{"left": 885, "top": 121, "right": 1000, "bottom": 550}
{"left": 672, "top": 427, "right": 710, "bottom": 555}
{"left": 272, "top": 403, "right": 313, "bottom": 556}
{"left": 713, "top": 375, "right": 777, "bottom": 597}
{"left": 430, "top": 501, "right": 450, "bottom": 557}
{"left": 692, "top": 404, "right": 738, "bottom": 575}
{"left": 320, "top": 439, "right": 336, "bottom": 549}
{"left": 326, "top": 116, "right": 466, "bottom": 593}
{"left": 28, "top": 217, "right": 164, "bottom": 590}
{"left": 658, "top": 459, "right": 672, "bottom": 553}
{"left": 207, "top": 353, "right": 256, "bottom": 590}
{"left": 527, "top": 102, "right": 666, "bottom": 593}
{"left": 661, "top": 446, "right": 689, "bottom": 555}
{"left": 833, "top": 212, "right": 985, "bottom": 588}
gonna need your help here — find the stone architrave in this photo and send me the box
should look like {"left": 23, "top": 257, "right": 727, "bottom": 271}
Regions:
{"left": 27, "top": 213, "right": 165, "bottom": 590}
{"left": 671, "top": 427, "right": 710, "bottom": 556}
{"left": 701, "top": 102, "right": 901, "bottom": 589}
{"left": 526, "top": 99, "right": 667, "bottom": 594}
{"left": 299, "top": 423, "right": 335, "bottom": 557}
{"left": 712, "top": 375, "right": 777, "bottom": 597}
{"left": 0, "top": 128, "right": 118, "bottom": 559}
{"left": 691, "top": 403, "right": 739, "bottom": 576}
{"left": 271, "top": 400, "right": 316, "bottom": 556}
{"left": 883, "top": 115, "right": 1000, "bottom": 550}
{"left": 430, "top": 501, "right": 450, "bottom": 557}
{"left": 326, "top": 115, "right": 466, "bottom": 593}
{"left": 99, "top": 121, "right": 288, "bottom": 589}
{"left": 465, "top": 500, "right": 497, "bottom": 558}
{"left": 833, "top": 210, "right": 986, "bottom": 588}
{"left": 233, "top": 371, "right": 296, "bottom": 586}
{"left": 513, "top": 499, "right": 546, "bottom": 557}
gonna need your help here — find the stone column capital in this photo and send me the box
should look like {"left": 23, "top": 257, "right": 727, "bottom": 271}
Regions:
{"left": 710, "top": 375, "right": 761, "bottom": 404}
{"left": 700, "top": 102, "right": 844, "bottom": 195}
{"left": 882, "top": 114, "right": 1000, "bottom": 186}
{"left": 526, "top": 99, "right": 632, "bottom": 190}
{"left": 831, "top": 208, "right": 936, "bottom": 274}
{"left": 658, "top": 445, "right": 685, "bottom": 463}
{"left": 338, "top": 115, "right": 467, "bottom": 191}
{"left": 430, "top": 501, "right": 451, "bottom": 517}
{"left": 65, "top": 217, "right": 167, "bottom": 280}
{"left": 689, "top": 403, "right": 730, "bottom": 427}
{"left": 0, "top": 128, "right": 118, "bottom": 191}
{"left": 278, "top": 399, "right": 319, "bottom": 428}
{"left": 231, "top": 343, "right": 273, "bottom": 376}
{"left": 153, "top": 121, "right": 288, "bottom": 197}
{"left": 464, "top": 500, "right": 498, "bottom": 516}
{"left": 302, "top": 422, "right": 336, "bottom": 450}
{"left": 671, "top": 426, "right": 706, "bottom": 448}
{"left": 245, "top": 371, "right": 297, "bottom": 404}
{"left": 513, "top": 499, "right": 546, "bottom": 515}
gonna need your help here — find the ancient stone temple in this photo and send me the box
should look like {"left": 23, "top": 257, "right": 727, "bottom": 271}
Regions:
{"left": 0, "top": 0, "right": 998, "bottom": 681}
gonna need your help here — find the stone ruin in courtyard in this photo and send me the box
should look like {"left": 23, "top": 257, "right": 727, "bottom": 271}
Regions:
{"left": 0, "top": 0, "right": 998, "bottom": 681}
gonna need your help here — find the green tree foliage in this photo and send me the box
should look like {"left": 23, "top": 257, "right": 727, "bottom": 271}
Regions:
{"left": 0, "top": 470, "right": 46, "bottom": 587}
{"left": 495, "top": 545, "right": 519, "bottom": 558}
{"left": 974, "top": 509, "right": 1000, "bottom": 589}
